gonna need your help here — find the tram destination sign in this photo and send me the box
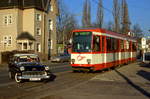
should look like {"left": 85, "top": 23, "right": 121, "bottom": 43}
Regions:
{"left": 74, "top": 32, "right": 91, "bottom": 36}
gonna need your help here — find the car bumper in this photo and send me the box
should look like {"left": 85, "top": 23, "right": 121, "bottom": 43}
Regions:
{"left": 17, "top": 71, "right": 51, "bottom": 81}
{"left": 18, "top": 76, "right": 50, "bottom": 81}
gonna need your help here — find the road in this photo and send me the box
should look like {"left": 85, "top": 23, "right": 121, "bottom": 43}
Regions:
{"left": 0, "top": 62, "right": 150, "bottom": 99}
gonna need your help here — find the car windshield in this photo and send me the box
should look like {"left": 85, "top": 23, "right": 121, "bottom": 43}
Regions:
{"left": 17, "top": 55, "right": 39, "bottom": 62}
{"left": 72, "top": 32, "right": 92, "bottom": 52}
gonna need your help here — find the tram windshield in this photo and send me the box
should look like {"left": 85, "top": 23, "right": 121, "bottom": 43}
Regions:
{"left": 72, "top": 32, "right": 92, "bottom": 52}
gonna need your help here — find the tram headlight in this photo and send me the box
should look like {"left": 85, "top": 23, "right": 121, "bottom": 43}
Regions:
{"left": 71, "top": 59, "right": 75, "bottom": 64}
{"left": 87, "top": 59, "right": 91, "bottom": 64}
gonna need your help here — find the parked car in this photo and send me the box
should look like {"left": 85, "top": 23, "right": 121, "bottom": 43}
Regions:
{"left": 51, "top": 53, "right": 70, "bottom": 63}
{"left": 144, "top": 52, "right": 150, "bottom": 64}
{"left": 8, "top": 54, "right": 55, "bottom": 83}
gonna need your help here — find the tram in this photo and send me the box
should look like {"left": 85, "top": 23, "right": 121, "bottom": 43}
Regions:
{"left": 70, "top": 28, "right": 137, "bottom": 71}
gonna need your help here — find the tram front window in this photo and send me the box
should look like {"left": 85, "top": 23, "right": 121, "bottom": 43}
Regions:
{"left": 72, "top": 32, "right": 92, "bottom": 52}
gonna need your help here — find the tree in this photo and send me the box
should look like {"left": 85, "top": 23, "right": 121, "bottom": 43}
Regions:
{"left": 121, "top": 0, "right": 131, "bottom": 34}
{"left": 82, "top": 0, "right": 91, "bottom": 28}
{"left": 57, "top": 0, "right": 77, "bottom": 45}
{"left": 106, "top": 21, "right": 114, "bottom": 31}
{"left": 113, "top": 0, "right": 120, "bottom": 33}
{"left": 96, "top": 0, "right": 104, "bottom": 28}
{"left": 132, "top": 24, "right": 143, "bottom": 38}
{"left": 63, "top": 15, "right": 77, "bottom": 43}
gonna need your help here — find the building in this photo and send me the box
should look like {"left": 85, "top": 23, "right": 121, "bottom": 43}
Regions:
{"left": 0, "top": 0, "right": 58, "bottom": 63}
{"left": 140, "top": 37, "right": 150, "bottom": 52}
{"left": 146, "top": 39, "right": 150, "bottom": 52}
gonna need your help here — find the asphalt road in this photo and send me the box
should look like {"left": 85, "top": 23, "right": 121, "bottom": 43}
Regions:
{"left": 0, "top": 62, "right": 150, "bottom": 99}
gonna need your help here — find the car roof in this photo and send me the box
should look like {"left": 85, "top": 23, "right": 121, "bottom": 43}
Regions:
{"left": 14, "top": 54, "right": 38, "bottom": 57}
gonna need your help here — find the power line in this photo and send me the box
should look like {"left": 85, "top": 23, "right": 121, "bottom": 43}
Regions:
{"left": 91, "top": 0, "right": 113, "bottom": 15}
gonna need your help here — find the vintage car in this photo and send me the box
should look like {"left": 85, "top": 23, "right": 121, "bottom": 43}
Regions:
{"left": 8, "top": 54, "right": 55, "bottom": 83}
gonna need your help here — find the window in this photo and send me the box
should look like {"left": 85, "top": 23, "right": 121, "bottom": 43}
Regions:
{"left": 23, "top": 43, "right": 27, "bottom": 50}
{"left": 93, "top": 36, "right": 100, "bottom": 52}
{"left": 50, "top": 5, "right": 53, "bottom": 12}
{"left": 8, "top": 36, "right": 12, "bottom": 45}
{"left": 47, "top": 3, "right": 53, "bottom": 12}
{"left": 36, "top": 27, "right": 41, "bottom": 35}
{"left": 3, "top": 15, "right": 12, "bottom": 25}
{"left": 37, "top": 43, "right": 41, "bottom": 52}
{"left": 72, "top": 32, "right": 92, "bottom": 52}
{"left": 106, "top": 37, "right": 118, "bottom": 52}
{"left": 36, "top": 14, "right": 41, "bottom": 21}
{"left": 102, "top": 37, "right": 105, "bottom": 52}
{"left": 120, "top": 40, "right": 124, "bottom": 50}
{"left": 106, "top": 37, "right": 111, "bottom": 51}
{"left": 8, "top": 15, "right": 12, "bottom": 24}
{"left": 4, "top": 16, "right": 7, "bottom": 24}
{"left": 3, "top": 36, "right": 12, "bottom": 46}
{"left": 48, "top": 19, "right": 53, "bottom": 30}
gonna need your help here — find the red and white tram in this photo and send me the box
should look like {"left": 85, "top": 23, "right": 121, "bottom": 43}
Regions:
{"left": 70, "top": 28, "right": 137, "bottom": 71}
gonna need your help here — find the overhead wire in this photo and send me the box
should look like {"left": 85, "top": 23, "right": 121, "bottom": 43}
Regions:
{"left": 91, "top": 0, "right": 113, "bottom": 15}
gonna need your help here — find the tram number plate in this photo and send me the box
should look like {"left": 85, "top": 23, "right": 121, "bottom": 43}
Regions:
{"left": 30, "top": 78, "right": 41, "bottom": 81}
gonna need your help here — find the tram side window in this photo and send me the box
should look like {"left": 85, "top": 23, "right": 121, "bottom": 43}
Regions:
{"left": 120, "top": 40, "right": 124, "bottom": 50}
{"left": 106, "top": 37, "right": 111, "bottom": 51}
{"left": 102, "top": 37, "right": 105, "bottom": 52}
{"left": 93, "top": 36, "right": 100, "bottom": 52}
{"left": 113, "top": 38, "right": 118, "bottom": 51}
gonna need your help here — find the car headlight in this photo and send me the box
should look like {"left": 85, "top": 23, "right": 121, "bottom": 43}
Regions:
{"left": 20, "top": 66, "right": 25, "bottom": 71}
{"left": 45, "top": 66, "right": 49, "bottom": 70}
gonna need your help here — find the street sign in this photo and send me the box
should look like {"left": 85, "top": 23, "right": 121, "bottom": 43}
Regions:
{"left": 141, "top": 38, "right": 146, "bottom": 49}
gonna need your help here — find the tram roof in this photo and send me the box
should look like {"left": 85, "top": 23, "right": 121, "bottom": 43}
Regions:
{"left": 72, "top": 28, "right": 137, "bottom": 41}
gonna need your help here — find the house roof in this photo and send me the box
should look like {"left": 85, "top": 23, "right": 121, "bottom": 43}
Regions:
{"left": 17, "top": 32, "right": 36, "bottom": 41}
{"left": 0, "top": 0, "right": 51, "bottom": 12}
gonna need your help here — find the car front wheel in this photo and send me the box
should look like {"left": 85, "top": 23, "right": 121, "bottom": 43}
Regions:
{"left": 15, "top": 73, "right": 22, "bottom": 83}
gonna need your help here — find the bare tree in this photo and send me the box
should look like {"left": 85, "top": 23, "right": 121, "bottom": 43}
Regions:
{"left": 57, "top": 0, "right": 77, "bottom": 45}
{"left": 63, "top": 15, "right": 77, "bottom": 43}
{"left": 106, "top": 21, "right": 114, "bottom": 31}
{"left": 96, "top": 0, "right": 104, "bottom": 28}
{"left": 121, "top": 0, "right": 131, "bottom": 34}
{"left": 113, "top": 0, "right": 120, "bottom": 33}
{"left": 82, "top": 0, "right": 91, "bottom": 28}
{"left": 132, "top": 24, "right": 143, "bottom": 38}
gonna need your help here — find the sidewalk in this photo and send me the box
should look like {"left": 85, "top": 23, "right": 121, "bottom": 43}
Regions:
{"left": 0, "top": 64, "right": 8, "bottom": 71}
{"left": 43, "top": 62, "right": 150, "bottom": 99}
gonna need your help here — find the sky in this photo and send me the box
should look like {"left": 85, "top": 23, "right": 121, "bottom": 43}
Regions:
{"left": 63, "top": 0, "right": 150, "bottom": 37}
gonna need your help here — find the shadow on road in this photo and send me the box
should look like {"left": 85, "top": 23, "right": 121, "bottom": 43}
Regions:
{"left": 137, "top": 70, "right": 150, "bottom": 82}
{"left": 139, "top": 62, "right": 150, "bottom": 69}
{"left": 114, "top": 69, "right": 150, "bottom": 98}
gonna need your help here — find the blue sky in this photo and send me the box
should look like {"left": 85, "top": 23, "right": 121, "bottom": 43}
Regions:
{"left": 63, "top": 0, "right": 150, "bottom": 37}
